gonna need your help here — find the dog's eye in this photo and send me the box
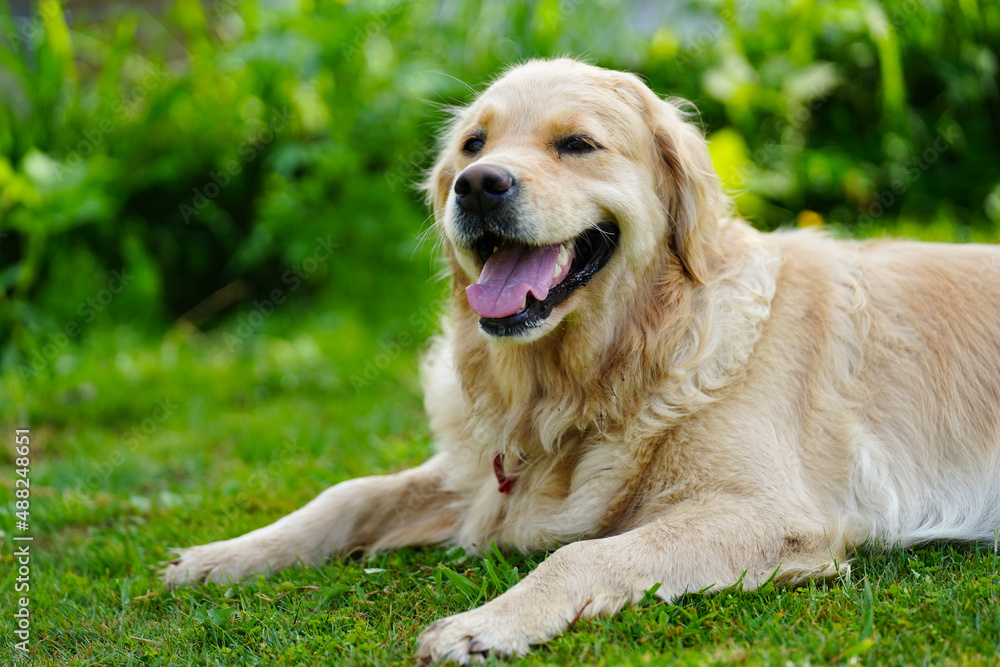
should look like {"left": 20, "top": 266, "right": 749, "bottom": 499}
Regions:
{"left": 555, "top": 135, "right": 599, "bottom": 155}
{"left": 463, "top": 137, "right": 485, "bottom": 154}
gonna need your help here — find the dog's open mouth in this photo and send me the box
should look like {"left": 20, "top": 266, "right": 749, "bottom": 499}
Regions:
{"left": 466, "top": 222, "right": 620, "bottom": 337}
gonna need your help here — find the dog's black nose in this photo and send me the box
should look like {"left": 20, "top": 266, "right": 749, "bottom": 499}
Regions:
{"left": 454, "top": 165, "right": 515, "bottom": 213}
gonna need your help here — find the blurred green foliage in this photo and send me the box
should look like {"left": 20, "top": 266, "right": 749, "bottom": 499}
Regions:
{"left": 1, "top": 0, "right": 998, "bottom": 376}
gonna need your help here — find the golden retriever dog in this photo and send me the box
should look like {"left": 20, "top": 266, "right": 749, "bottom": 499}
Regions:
{"left": 163, "top": 59, "right": 1000, "bottom": 664}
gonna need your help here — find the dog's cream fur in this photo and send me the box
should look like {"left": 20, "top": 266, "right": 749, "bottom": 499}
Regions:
{"left": 162, "top": 59, "right": 1000, "bottom": 664}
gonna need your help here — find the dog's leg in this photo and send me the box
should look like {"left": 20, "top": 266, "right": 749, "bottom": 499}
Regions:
{"left": 415, "top": 498, "right": 841, "bottom": 665}
{"left": 162, "top": 454, "right": 459, "bottom": 587}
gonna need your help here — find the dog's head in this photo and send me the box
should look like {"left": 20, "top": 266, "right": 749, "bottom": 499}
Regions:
{"left": 426, "top": 59, "right": 726, "bottom": 342}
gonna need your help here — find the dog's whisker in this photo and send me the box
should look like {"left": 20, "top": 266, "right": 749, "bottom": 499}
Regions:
{"left": 427, "top": 70, "right": 480, "bottom": 98}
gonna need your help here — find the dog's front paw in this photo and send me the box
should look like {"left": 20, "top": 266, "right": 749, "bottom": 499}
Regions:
{"left": 161, "top": 539, "right": 270, "bottom": 588}
{"left": 414, "top": 607, "right": 536, "bottom": 665}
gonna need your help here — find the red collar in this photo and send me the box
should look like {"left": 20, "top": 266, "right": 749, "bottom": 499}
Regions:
{"left": 492, "top": 453, "right": 516, "bottom": 494}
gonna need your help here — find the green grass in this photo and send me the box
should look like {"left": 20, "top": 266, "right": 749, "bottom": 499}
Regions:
{"left": 3, "top": 224, "right": 1000, "bottom": 666}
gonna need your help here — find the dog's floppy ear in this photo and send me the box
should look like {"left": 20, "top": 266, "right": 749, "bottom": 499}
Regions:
{"left": 421, "top": 106, "right": 467, "bottom": 222}
{"left": 611, "top": 74, "right": 725, "bottom": 284}
{"left": 420, "top": 144, "right": 455, "bottom": 230}
{"left": 422, "top": 156, "right": 454, "bottom": 219}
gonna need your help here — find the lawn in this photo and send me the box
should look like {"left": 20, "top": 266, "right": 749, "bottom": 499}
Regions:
{"left": 2, "top": 0, "right": 999, "bottom": 662}
{"left": 2, "top": 246, "right": 999, "bottom": 665}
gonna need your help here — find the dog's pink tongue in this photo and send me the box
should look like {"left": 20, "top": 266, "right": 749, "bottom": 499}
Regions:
{"left": 467, "top": 242, "right": 573, "bottom": 319}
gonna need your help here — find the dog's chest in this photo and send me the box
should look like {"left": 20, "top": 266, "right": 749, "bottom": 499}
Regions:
{"left": 453, "top": 434, "right": 652, "bottom": 552}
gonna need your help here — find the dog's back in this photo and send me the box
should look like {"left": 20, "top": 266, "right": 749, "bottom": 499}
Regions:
{"left": 763, "top": 232, "right": 1000, "bottom": 547}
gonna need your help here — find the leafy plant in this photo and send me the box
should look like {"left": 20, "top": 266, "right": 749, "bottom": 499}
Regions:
{"left": 1, "top": 0, "right": 997, "bottom": 374}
